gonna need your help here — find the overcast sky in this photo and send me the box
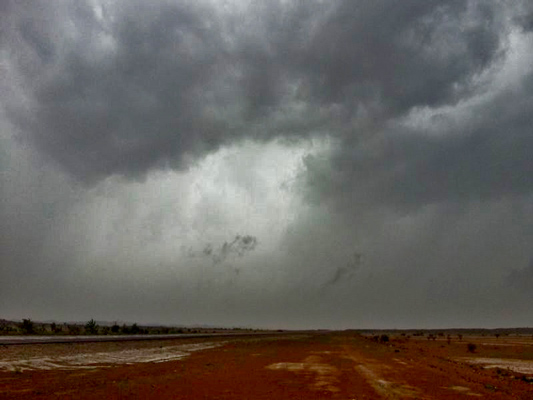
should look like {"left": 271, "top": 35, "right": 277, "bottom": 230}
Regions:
{"left": 1, "top": 0, "right": 532, "bottom": 329}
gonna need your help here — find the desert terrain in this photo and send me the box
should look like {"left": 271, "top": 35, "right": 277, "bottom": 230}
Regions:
{"left": 1, "top": 331, "right": 532, "bottom": 399}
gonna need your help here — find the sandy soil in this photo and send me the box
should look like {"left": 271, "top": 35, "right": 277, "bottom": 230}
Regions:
{"left": 1, "top": 332, "right": 532, "bottom": 399}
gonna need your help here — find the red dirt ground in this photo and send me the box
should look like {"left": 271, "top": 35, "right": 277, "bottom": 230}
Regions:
{"left": 1, "top": 332, "right": 532, "bottom": 399}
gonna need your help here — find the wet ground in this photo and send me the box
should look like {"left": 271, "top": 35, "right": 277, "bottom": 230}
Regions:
{"left": 1, "top": 332, "right": 532, "bottom": 399}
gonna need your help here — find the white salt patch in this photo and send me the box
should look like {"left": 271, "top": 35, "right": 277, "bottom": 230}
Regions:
{"left": 0, "top": 342, "right": 223, "bottom": 372}
{"left": 480, "top": 342, "right": 533, "bottom": 346}
{"left": 459, "top": 357, "right": 533, "bottom": 375}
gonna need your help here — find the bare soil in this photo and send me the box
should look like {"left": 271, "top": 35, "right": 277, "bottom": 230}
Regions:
{"left": 1, "top": 332, "right": 532, "bottom": 399}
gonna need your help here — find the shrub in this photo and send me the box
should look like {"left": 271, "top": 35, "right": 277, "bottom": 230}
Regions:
{"left": 467, "top": 343, "right": 477, "bottom": 353}
{"left": 85, "top": 319, "right": 99, "bottom": 335}
{"left": 379, "top": 334, "right": 389, "bottom": 343}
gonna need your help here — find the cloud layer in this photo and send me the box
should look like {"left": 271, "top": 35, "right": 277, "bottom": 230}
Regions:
{"left": 3, "top": 0, "right": 515, "bottom": 182}
{"left": 1, "top": 0, "right": 532, "bottom": 328}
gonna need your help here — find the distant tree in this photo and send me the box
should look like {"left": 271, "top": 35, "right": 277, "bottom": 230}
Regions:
{"left": 101, "top": 326, "right": 110, "bottom": 335}
{"left": 379, "top": 334, "right": 389, "bottom": 343}
{"left": 85, "top": 319, "right": 99, "bottom": 335}
{"left": 130, "top": 323, "right": 140, "bottom": 334}
{"left": 495, "top": 333, "right": 500, "bottom": 339}
{"left": 20, "top": 319, "right": 34, "bottom": 334}
{"left": 111, "top": 322, "right": 120, "bottom": 334}
{"left": 121, "top": 324, "right": 131, "bottom": 334}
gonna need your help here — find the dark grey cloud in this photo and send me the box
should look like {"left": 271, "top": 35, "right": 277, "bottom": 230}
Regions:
{"left": 507, "top": 258, "right": 533, "bottom": 296}
{"left": 186, "top": 234, "right": 258, "bottom": 266}
{"left": 3, "top": 0, "right": 513, "bottom": 183}
{"left": 301, "top": 74, "right": 533, "bottom": 212}
{"left": 296, "top": 1, "right": 503, "bottom": 114}
{"left": 3, "top": 1, "right": 237, "bottom": 182}
{"left": 322, "top": 252, "right": 363, "bottom": 288}
{"left": 1, "top": 0, "right": 533, "bottom": 329}
{"left": 515, "top": 1, "right": 533, "bottom": 31}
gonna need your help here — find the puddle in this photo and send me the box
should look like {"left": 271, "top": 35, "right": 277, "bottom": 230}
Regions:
{"left": 458, "top": 357, "right": 533, "bottom": 375}
{"left": 0, "top": 342, "right": 224, "bottom": 372}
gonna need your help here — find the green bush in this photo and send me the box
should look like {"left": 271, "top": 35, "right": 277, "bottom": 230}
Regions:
{"left": 85, "top": 319, "right": 99, "bottom": 335}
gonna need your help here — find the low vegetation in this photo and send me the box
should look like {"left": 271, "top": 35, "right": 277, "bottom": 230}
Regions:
{"left": 467, "top": 343, "right": 477, "bottom": 353}
{"left": 0, "top": 318, "right": 265, "bottom": 336}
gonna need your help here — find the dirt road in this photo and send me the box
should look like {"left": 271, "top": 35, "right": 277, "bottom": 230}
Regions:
{"left": 1, "top": 332, "right": 532, "bottom": 399}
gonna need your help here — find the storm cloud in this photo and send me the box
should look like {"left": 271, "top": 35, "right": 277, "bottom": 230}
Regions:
{"left": 1, "top": 0, "right": 532, "bottom": 329}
